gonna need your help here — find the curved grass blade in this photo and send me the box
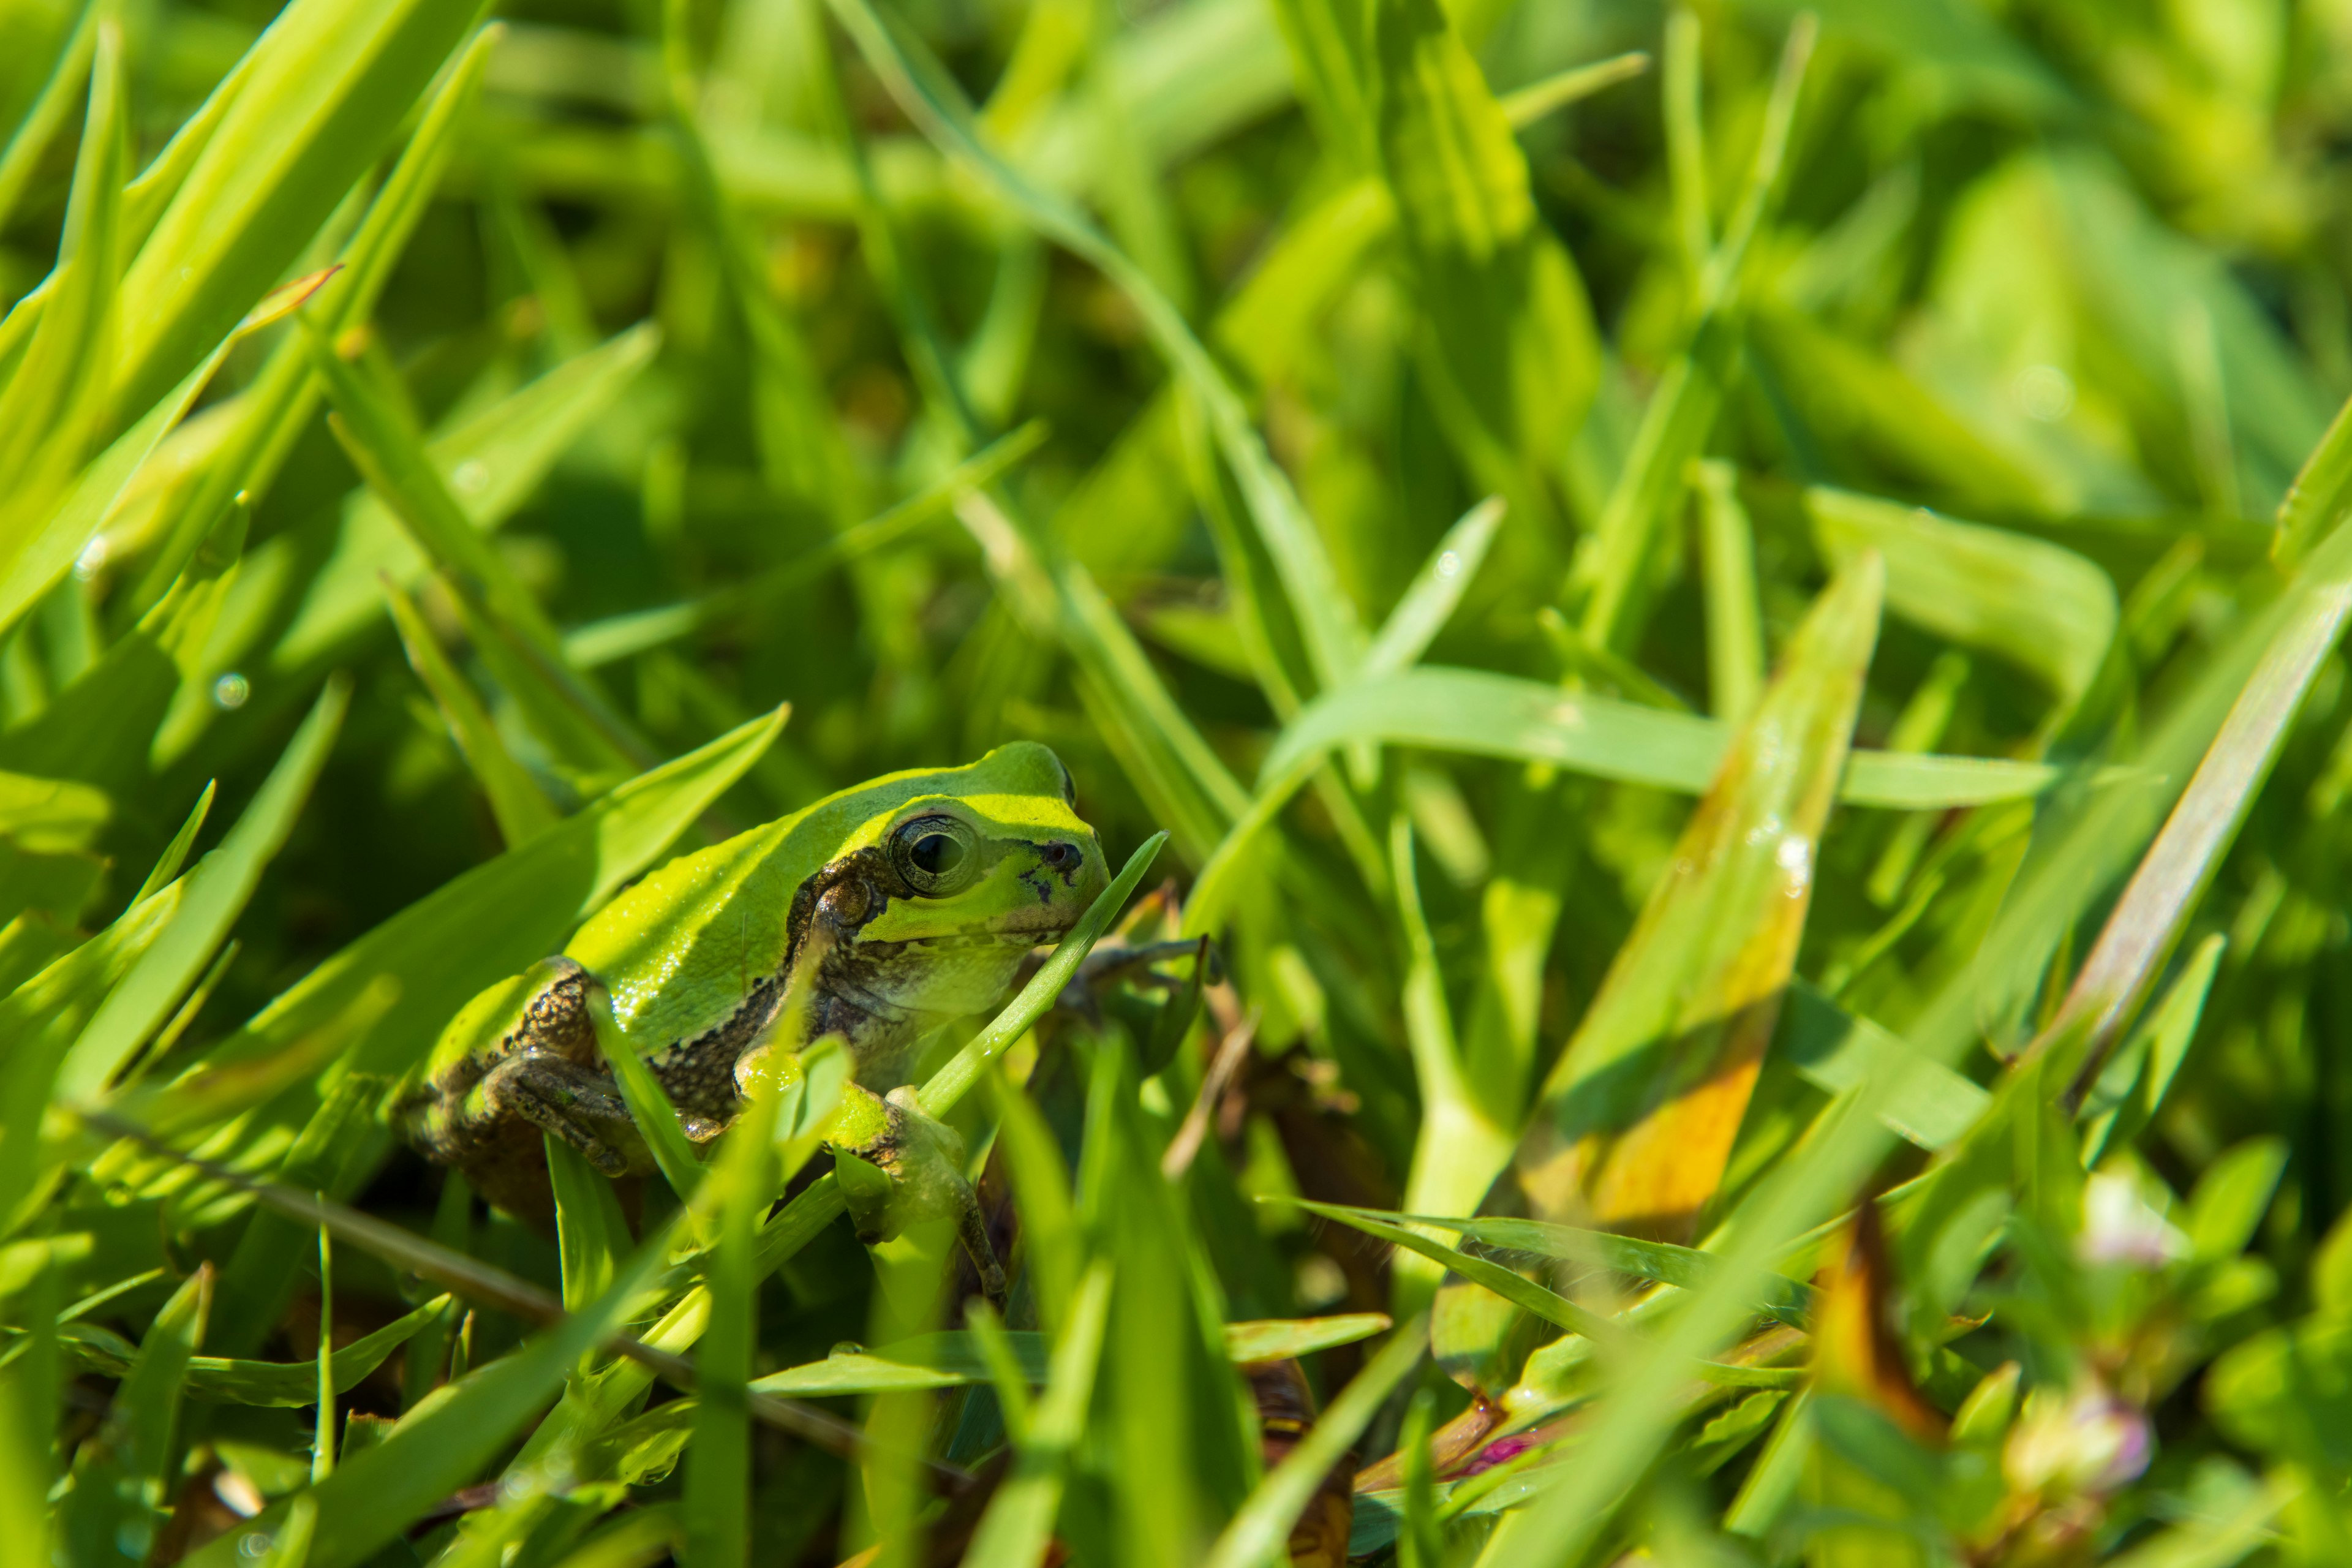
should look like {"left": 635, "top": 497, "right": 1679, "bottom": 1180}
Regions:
{"left": 56, "top": 679, "right": 347, "bottom": 1100}
{"left": 0, "top": 17, "right": 124, "bottom": 554}
{"left": 0, "top": 2, "right": 99, "bottom": 234}
{"left": 1259, "top": 664, "right": 2056, "bottom": 807}
{"left": 1321, "top": 1205, "right": 1817, "bottom": 1330}
{"left": 64, "top": 1292, "right": 450, "bottom": 1406}
{"left": 1806, "top": 486, "right": 2117, "bottom": 710}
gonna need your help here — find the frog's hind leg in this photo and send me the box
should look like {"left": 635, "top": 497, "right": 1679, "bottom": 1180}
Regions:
{"left": 475, "top": 1052, "right": 642, "bottom": 1177}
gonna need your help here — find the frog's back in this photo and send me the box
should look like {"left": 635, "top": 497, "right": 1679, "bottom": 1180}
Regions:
{"left": 562, "top": 742, "right": 1072, "bottom": 1051}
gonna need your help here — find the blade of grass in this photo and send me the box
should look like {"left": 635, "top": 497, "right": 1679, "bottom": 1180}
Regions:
{"left": 1363, "top": 499, "right": 1507, "bottom": 681}
{"left": 0, "top": 1, "right": 98, "bottom": 233}
{"left": 960, "top": 1261, "right": 1114, "bottom": 1568}
{"left": 108, "top": 0, "right": 484, "bottom": 424}
{"left": 55, "top": 678, "right": 346, "bottom": 1100}
{"left": 0, "top": 17, "right": 124, "bottom": 541}
{"left": 1806, "top": 486, "right": 2117, "bottom": 712}
{"left": 1569, "top": 17, "right": 1814, "bottom": 652}
{"left": 1392, "top": 817, "right": 1513, "bottom": 1315}
{"left": 2049, "top": 568, "right": 2352, "bottom": 1097}
{"left": 682, "top": 1056, "right": 784, "bottom": 1568}
{"left": 131, "top": 26, "right": 500, "bottom": 624}
{"left": 1305, "top": 1202, "right": 1815, "bottom": 1328}
{"left": 1695, "top": 461, "right": 1765, "bottom": 723}
{"left": 828, "top": 0, "right": 1364, "bottom": 692}
{"left": 384, "top": 577, "right": 559, "bottom": 847}
{"left": 1256, "top": 663, "right": 2058, "bottom": 808}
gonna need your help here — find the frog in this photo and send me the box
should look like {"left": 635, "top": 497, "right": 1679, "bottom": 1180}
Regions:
{"left": 402, "top": 742, "right": 1107, "bottom": 1299}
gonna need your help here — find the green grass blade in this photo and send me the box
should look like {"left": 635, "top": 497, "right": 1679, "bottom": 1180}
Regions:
{"left": 1497, "top": 51, "right": 1651, "bottom": 126}
{"left": 0, "top": 2, "right": 97, "bottom": 235}
{"left": 138, "top": 25, "right": 500, "bottom": 625}
{"left": 55, "top": 678, "right": 346, "bottom": 1100}
{"left": 1806, "top": 487, "right": 2117, "bottom": 712}
{"left": 58, "top": 1292, "right": 453, "bottom": 1404}
{"left": 1315, "top": 1202, "right": 1816, "bottom": 1328}
{"left": 1256, "top": 664, "right": 2058, "bottom": 808}
{"left": 1363, "top": 499, "right": 1506, "bottom": 681}
{"left": 2047, "top": 560, "right": 2351, "bottom": 1089}
{"left": 545, "top": 1139, "right": 625, "bottom": 1317}
{"left": 827, "top": 0, "right": 1364, "bottom": 692}
{"left": 961, "top": 1261, "right": 1115, "bottom": 1568}
{"left": 587, "top": 983, "right": 706, "bottom": 1204}
{"left": 108, "top": 0, "right": 483, "bottom": 424}
{"left": 682, "top": 1063, "right": 782, "bottom": 1568}
{"left": 1694, "top": 461, "right": 1766, "bottom": 723}
{"left": 1778, "top": 983, "right": 1990, "bottom": 1150}
{"left": 0, "top": 16, "right": 124, "bottom": 521}
{"left": 273, "top": 320, "right": 660, "bottom": 672}
{"left": 383, "top": 576, "right": 560, "bottom": 846}
{"left": 1392, "top": 817, "right": 1513, "bottom": 1310}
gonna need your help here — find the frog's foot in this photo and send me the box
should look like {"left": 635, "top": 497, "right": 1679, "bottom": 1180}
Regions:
{"left": 476, "top": 1052, "right": 642, "bottom": 1177}
{"left": 834, "top": 1085, "right": 1008, "bottom": 1306}
{"left": 1026, "top": 937, "right": 1218, "bottom": 1030}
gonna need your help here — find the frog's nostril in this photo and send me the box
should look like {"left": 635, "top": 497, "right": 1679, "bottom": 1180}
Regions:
{"left": 1041, "top": 841, "right": 1080, "bottom": 871}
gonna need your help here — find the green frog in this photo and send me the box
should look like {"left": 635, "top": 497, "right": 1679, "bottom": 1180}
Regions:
{"left": 404, "top": 742, "right": 1107, "bottom": 1296}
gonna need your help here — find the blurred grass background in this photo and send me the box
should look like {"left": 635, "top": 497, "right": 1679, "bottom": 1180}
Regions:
{"left": 9, "top": 0, "right": 2352, "bottom": 1561}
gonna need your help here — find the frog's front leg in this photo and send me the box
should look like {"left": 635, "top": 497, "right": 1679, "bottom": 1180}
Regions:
{"left": 830, "top": 1085, "right": 1008, "bottom": 1305}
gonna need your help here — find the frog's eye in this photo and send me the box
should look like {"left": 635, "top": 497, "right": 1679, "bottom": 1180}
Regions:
{"left": 891, "top": 815, "right": 981, "bottom": 895}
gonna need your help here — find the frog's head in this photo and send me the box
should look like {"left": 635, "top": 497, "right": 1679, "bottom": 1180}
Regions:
{"left": 793, "top": 742, "right": 1109, "bottom": 1072}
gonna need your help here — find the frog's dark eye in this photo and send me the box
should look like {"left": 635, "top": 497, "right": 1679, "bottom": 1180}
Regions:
{"left": 891, "top": 815, "right": 981, "bottom": 895}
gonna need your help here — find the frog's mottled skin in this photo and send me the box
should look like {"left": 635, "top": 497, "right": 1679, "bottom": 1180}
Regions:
{"left": 404, "top": 742, "right": 1106, "bottom": 1286}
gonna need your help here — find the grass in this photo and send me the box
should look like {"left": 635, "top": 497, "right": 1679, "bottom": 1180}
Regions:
{"left": 1, "top": 0, "right": 2350, "bottom": 1563}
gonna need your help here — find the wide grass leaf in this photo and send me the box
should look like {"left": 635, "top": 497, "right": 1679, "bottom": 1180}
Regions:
{"left": 108, "top": 0, "right": 483, "bottom": 422}
{"left": 1514, "top": 556, "right": 1882, "bottom": 1238}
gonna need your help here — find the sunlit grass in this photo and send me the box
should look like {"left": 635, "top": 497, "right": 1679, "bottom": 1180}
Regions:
{"left": 1, "top": 0, "right": 2349, "bottom": 1564}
